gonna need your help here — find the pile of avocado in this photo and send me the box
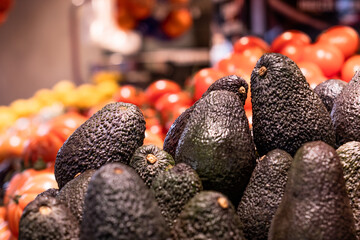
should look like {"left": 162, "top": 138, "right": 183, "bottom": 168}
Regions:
{"left": 19, "top": 53, "right": 360, "bottom": 240}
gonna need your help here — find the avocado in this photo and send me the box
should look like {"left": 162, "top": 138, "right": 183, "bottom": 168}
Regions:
{"left": 151, "top": 163, "right": 203, "bottom": 227}
{"left": 163, "top": 75, "right": 249, "bottom": 158}
{"left": 336, "top": 141, "right": 360, "bottom": 238}
{"left": 237, "top": 149, "right": 293, "bottom": 240}
{"left": 57, "top": 169, "right": 95, "bottom": 224}
{"left": 80, "top": 163, "right": 169, "bottom": 240}
{"left": 251, "top": 53, "right": 336, "bottom": 156}
{"left": 172, "top": 191, "right": 245, "bottom": 240}
{"left": 55, "top": 102, "right": 146, "bottom": 189}
{"left": 175, "top": 90, "right": 256, "bottom": 206}
{"left": 269, "top": 141, "right": 356, "bottom": 240}
{"left": 129, "top": 144, "right": 175, "bottom": 187}
{"left": 36, "top": 188, "right": 59, "bottom": 199}
{"left": 314, "top": 79, "right": 346, "bottom": 113}
{"left": 331, "top": 71, "right": 360, "bottom": 146}
{"left": 19, "top": 193, "right": 79, "bottom": 240}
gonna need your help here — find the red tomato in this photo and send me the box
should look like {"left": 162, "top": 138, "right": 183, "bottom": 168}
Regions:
{"left": 245, "top": 109, "right": 252, "bottom": 129}
{"left": 113, "top": 85, "right": 146, "bottom": 107}
{"left": 154, "top": 91, "right": 193, "bottom": 115}
{"left": 127, "top": 0, "right": 155, "bottom": 20}
{"left": 316, "top": 25, "right": 359, "bottom": 59}
{"left": 162, "top": 8, "right": 193, "bottom": 38}
{"left": 271, "top": 30, "right": 311, "bottom": 53}
{"left": 279, "top": 43, "right": 304, "bottom": 63}
{"left": 145, "top": 80, "right": 182, "bottom": 105}
{"left": 115, "top": 1, "right": 137, "bottom": 31}
{"left": 341, "top": 54, "right": 360, "bottom": 82}
{"left": 233, "top": 36, "right": 270, "bottom": 53}
{"left": 0, "top": 206, "right": 11, "bottom": 240}
{"left": 192, "top": 68, "right": 225, "bottom": 101}
{"left": 297, "top": 61, "right": 326, "bottom": 88}
{"left": 162, "top": 103, "right": 191, "bottom": 133}
{"left": 143, "top": 130, "right": 164, "bottom": 149}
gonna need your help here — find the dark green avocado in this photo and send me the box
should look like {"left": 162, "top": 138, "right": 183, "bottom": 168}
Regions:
{"left": 19, "top": 193, "right": 79, "bottom": 240}
{"left": 237, "top": 149, "right": 293, "bottom": 240}
{"left": 251, "top": 53, "right": 336, "bottom": 156}
{"left": 36, "top": 188, "right": 59, "bottom": 199}
{"left": 129, "top": 144, "right": 175, "bottom": 187}
{"left": 55, "top": 102, "right": 146, "bottom": 189}
{"left": 269, "top": 141, "right": 356, "bottom": 240}
{"left": 171, "top": 191, "right": 245, "bottom": 240}
{"left": 314, "top": 79, "right": 346, "bottom": 113}
{"left": 80, "top": 163, "right": 169, "bottom": 240}
{"left": 336, "top": 141, "right": 360, "bottom": 238}
{"left": 151, "top": 163, "right": 203, "bottom": 227}
{"left": 163, "top": 75, "right": 249, "bottom": 158}
{"left": 175, "top": 90, "right": 256, "bottom": 206}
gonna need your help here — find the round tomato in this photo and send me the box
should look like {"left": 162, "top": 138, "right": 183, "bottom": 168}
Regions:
{"left": 154, "top": 91, "right": 193, "bottom": 115}
{"left": 143, "top": 130, "right": 164, "bottom": 149}
{"left": 279, "top": 42, "right": 304, "bottom": 63}
{"left": 127, "top": 0, "right": 155, "bottom": 20}
{"left": 192, "top": 68, "right": 225, "bottom": 101}
{"left": 145, "top": 80, "right": 182, "bottom": 105}
{"left": 162, "top": 8, "right": 193, "bottom": 38}
{"left": 113, "top": 85, "right": 146, "bottom": 107}
{"left": 298, "top": 61, "right": 326, "bottom": 88}
{"left": 162, "top": 103, "right": 191, "bottom": 133}
{"left": 0, "top": 206, "right": 11, "bottom": 240}
{"left": 341, "top": 54, "right": 360, "bottom": 82}
{"left": 271, "top": 30, "right": 311, "bottom": 53}
{"left": 233, "top": 36, "right": 270, "bottom": 53}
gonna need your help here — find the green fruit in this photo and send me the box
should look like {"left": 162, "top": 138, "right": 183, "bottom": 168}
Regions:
{"left": 313, "top": 79, "right": 346, "bottom": 113}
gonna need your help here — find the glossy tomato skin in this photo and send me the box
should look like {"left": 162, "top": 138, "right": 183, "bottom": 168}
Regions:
{"left": 113, "top": 85, "right": 147, "bottom": 107}
{"left": 233, "top": 36, "right": 270, "bottom": 53}
{"left": 162, "top": 103, "right": 191, "bottom": 133}
{"left": 192, "top": 68, "right": 225, "bottom": 101}
{"left": 145, "top": 80, "right": 182, "bottom": 105}
{"left": 154, "top": 91, "right": 193, "bottom": 114}
{"left": 297, "top": 61, "right": 327, "bottom": 88}
{"left": 341, "top": 54, "right": 360, "bottom": 82}
{"left": 271, "top": 30, "right": 311, "bottom": 53}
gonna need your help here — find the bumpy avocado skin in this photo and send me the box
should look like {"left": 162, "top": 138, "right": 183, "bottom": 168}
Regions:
{"left": 314, "top": 79, "right": 346, "bottom": 113}
{"left": 19, "top": 194, "right": 79, "bottom": 240}
{"left": 336, "top": 141, "right": 360, "bottom": 238}
{"left": 163, "top": 75, "right": 248, "bottom": 158}
{"left": 130, "top": 144, "right": 175, "bottom": 187}
{"left": 269, "top": 141, "right": 356, "bottom": 240}
{"left": 80, "top": 163, "right": 169, "bottom": 240}
{"left": 251, "top": 53, "right": 336, "bottom": 156}
{"left": 55, "top": 102, "right": 146, "bottom": 189}
{"left": 175, "top": 90, "right": 256, "bottom": 206}
{"left": 331, "top": 71, "right": 360, "bottom": 146}
{"left": 57, "top": 169, "right": 95, "bottom": 224}
{"left": 151, "top": 163, "right": 203, "bottom": 227}
{"left": 172, "top": 191, "right": 245, "bottom": 240}
{"left": 237, "top": 149, "right": 292, "bottom": 240}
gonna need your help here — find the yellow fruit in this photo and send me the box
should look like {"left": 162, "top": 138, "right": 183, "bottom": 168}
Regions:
{"left": 74, "top": 84, "right": 102, "bottom": 109}
{"left": 33, "top": 88, "right": 59, "bottom": 107}
{"left": 0, "top": 107, "right": 17, "bottom": 133}
{"left": 96, "top": 81, "right": 119, "bottom": 101}
{"left": 10, "top": 98, "right": 42, "bottom": 118}
{"left": 92, "top": 71, "right": 122, "bottom": 84}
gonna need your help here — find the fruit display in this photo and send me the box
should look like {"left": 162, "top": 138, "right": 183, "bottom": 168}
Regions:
{"left": 0, "top": 24, "right": 358, "bottom": 239}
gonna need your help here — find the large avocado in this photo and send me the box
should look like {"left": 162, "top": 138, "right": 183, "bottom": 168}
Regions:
{"left": 269, "top": 141, "right": 356, "bottom": 240}
{"left": 175, "top": 90, "right": 256, "bottom": 206}
{"left": 163, "top": 75, "right": 249, "bottom": 158}
{"left": 251, "top": 53, "right": 336, "bottom": 156}
{"left": 237, "top": 149, "right": 292, "bottom": 240}
{"left": 80, "top": 163, "right": 169, "bottom": 240}
{"left": 314, "top": 79, "right": 346, "bottom": 113}
{"left": 336, "top": 141, "right": 360, "bottom": 238}
{"left": 55, "top": 102, "right": 146, "bottom": 189}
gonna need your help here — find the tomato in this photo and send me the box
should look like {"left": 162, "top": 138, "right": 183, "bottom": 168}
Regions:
{"left": 162, "top": 8, "right": 193, "bottom": 38}
{"left": 154, "top": 91, "right": 193, "bottom": 115}
{"left": 113, "top": 85, "right": 147, "bottom": 107}
{"left": 279, "top": 43, "right": 304, "bottom": 63}
{"left": 127, "top": 0, "right": 155, "bottom": 20}
{"left": 341, "top": 54, "right": 360, "bottom": 83}
{"left": 145, "top": 79, "right": 182, "bottom": 104}
{"left": 0, "top": 206, "right": 11, "bottom": 240}
{"left": 115, "top": 4, "right": 137, "bottom": 31}
{"left": 233, "top": 36, "right": 270, "bottom": 53}
{"left": 245, "top": 109, "right": 252, "bottom": 129}
{"left": 192, "top": 68, "right": 225, "bottom": 101}
{"left": 271, "top": 30, "right": 311, "bottom": 53}
{"left": 316, "top": 25, "right": 359, "bottom": 59}
{"left": 297, "top": 61, "right": 326, "bottom": 88}
{"left": 162, "top": 103, "right": 191, "bottom": 133}
{"left": 143, "top": 130, "right": 164, "bottom": 149}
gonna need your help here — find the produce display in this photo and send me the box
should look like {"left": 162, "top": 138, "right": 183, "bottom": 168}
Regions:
{"left": 0, "top": 24, "right": 358, "bottom": 239}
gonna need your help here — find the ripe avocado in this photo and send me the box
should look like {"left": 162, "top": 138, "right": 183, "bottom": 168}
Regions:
{"left": 19, "top": 193, "right": 79, "bottom": 240}
{"left": 251, "top": 53, "right": 336, "bottom": 156}
{"left": 314, "top": 79, "right": 346, "bottom": 113}
{"left": 171, "top": 191, "right": 245, "bottom": 240}
{"left": 336, "top": 141, "right": 360, "bottom": 238}
{"left": 80, "top": 163, "right": 169, "bottom": 240}
{"left": 175, "top": 90, "right": 256, "bottom": 206}
{"left": 331, "top": 71, "right": 360, "bottom": 146}
{"left": 163, "top": 75, "right": 249, "bottom": 158}
{"left": 55, "top": 102, "right": 146, "bottom": 189}
{"left": 151, "top": 163, "right": 203, "bottom": 227}
{"left": 129, "top": 144, "right": 175, "bottom": 187}
{"left": 269, "top": 141, "right": 356, "bottom": 240}
{"left": 237, "top": 149, "right": 292, "bottom": 240}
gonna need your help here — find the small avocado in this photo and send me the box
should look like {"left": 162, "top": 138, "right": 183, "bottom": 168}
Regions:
{"left": 36, "top": 188, "right": 59, "bottom": 199}
{"left": 331, "top": 71, "right": 360, "bottom": 146}
{"left": 129, "top": 144, "right": 175, "bottom": 187}
{"left": 80, "top": 163, "right": 169, "bottom": 240}
{"left": 172, "top": 191, "right": 245, "bottom": 240}
{"left": 336, "top": 141, "right": 360, "bottom": 238}
{"left": 269, "top": 141, "right": 356, "bottom": 240}
{"left": 314, "top": 79, "right": 346, "bottom": 113}
{"left": 251, "top": 53, "right": 336, "bottom": 156}
{"left": 175, "top": 90, "right": 256, "bottom": 206}
{"left": 19, "top": 194, "right": 79, "bottom": 240}
{"left": 163, "top": 75, "right": 249, "bottom": 158}
{"left": 151, "top": 163, "right": 203, "bottom": 227}
{"left": 237, "top": 149, "right": 293, "bottom": 240}
{"left": 57, "top": 169, "right": 95, "bottom": 224}
{"left": 55, "top": 102, "right": 146, "bottom": 189}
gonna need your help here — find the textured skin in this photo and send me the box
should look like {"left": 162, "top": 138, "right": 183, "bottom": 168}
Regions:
{"left": 80, "top": 163, "right": 169, "bottom": 240}
{"left": 331, "top": 71, "right": 360, "bottom": 147}
{"left": 237, "top": 149, "right": 292, "bottom": 240}
{"left": 151, "top": 163, "right": 203, "bottom": 227}
{"left": 129, "top": 144, "right": 175, "bottom": 187}
{"left": 163, "top": 75, "right": 249, "bottom": 158}
{"left": 336, "top": 141, "right": 360, "bottom": 238}
{"left": 36, "top": 188, "right": 59, "bottom": 199}
{"left": 251, "top": 53, "right": 336, "bottom": 156}
{"left": 175, "top": 90, "right": 256, "bottom": 206}
{"left": 314, "top": 79, "right": 346, "bottom": 113}
{"left": 57, "top": 169, "right": 95, "bottom": 223}
{"left": 55, "top": 102, "right": 146, "bottom": 189}
{"left": 269, "top": 141, "right": 356, "bottom": 240}
{"left": 172, "top": 191, "right": 245, "bottom": 240}
{"left": 19, "top": 194, "right": 79, "bottom": 240}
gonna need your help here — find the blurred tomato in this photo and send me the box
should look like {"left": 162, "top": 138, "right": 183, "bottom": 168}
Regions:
{"left": 127, "top": 0, "right": 155, "bottom": 20}
{"left": 0, "top": 0, "right": 13, "bottom": 25}
{"left": 113, "top": 85, "right": 146, "bottom": 107}
{"left": 162, "top": 8, "right": 193, "bottom": 38}
{"left": 234, "top": 36, "right": 270, "bottom": 53}
{"left": 271, "top": 30, "right": 311, "bottom": 53}
{"left": 279, "top": 43, "right": 304, "bottom": 63}
{"left": 115, "top": 4, "right": 137, "bottom": 31}
{"left": 154, "top": 92, "right": 192, "bottom": 114}
{"left": 192, "top": 68, "right": 225, "bottom": 101}
{"left": 298, "top": 61, "right": 326, "bottom": 88}
{"left": 143, "top": 130, "right": 164, "bottom": 149}
{"left": 162, "top": 103, "right": 191, "bottom": 133}
{"left": 0, "top": 206, "right": 11, "bottom": 240}
{"left": 245, "top": 109, "right": 252, "bottom": 129}
{"left": 145, "top": 80, "right": 182, "bottom": 105}
{"left": 341, "top": 54, "right": 360, "bottom": 82}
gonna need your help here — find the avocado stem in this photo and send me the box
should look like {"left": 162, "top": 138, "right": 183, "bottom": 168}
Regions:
{"left": 146, "top": 154, "right": 157, "bottom": 164}
{"left": 217, "top": 197, "right": 229, "bottom": 209}
{"left": 114, "top": 168, "right": 123, "bottom": 174}
{"left": 39, "top": 206, "right": 52, "bottom": 215}
{"left": 74, "top": 172, "right": 81, "bottom": 178}
{"left": 259, "top": 66, "right": 267, "bottom": 77}
{"left": 238, "top": 86, "right": 246, "bottom": 95}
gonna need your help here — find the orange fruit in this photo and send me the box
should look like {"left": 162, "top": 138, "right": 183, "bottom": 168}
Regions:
{"left": 341, "top": 54, "right": 360, "bottom": 82}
